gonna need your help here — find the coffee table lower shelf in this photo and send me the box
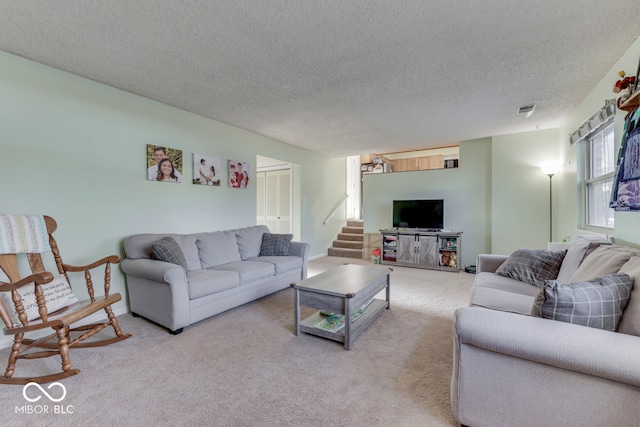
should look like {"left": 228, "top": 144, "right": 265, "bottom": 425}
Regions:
{"left": 298, "top": 299, "right": 388, "bottom": 345}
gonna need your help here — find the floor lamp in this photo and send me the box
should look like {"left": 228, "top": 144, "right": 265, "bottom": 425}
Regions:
{"left": 541, "top": 164, "right": 560, "bottom": 242}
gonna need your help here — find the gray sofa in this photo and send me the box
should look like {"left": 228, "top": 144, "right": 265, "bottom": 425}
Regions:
{"left": 121, "top": 225, "right": 309, "bottom": 334}
{"left": 451, "top": 235, "right": 640, "bottom": 427}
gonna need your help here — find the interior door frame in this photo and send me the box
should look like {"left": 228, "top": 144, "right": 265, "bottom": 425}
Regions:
{"left": 256, "top": 164, "right": 293, "bottom": 234}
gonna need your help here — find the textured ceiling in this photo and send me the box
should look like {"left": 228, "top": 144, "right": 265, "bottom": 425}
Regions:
{"left": 1, "top": 1, "right": 640, "bottom": 157}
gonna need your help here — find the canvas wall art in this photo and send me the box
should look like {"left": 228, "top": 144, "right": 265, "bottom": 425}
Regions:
{"left": 228, "top": 160, "right": 250, "bottom": 188}
{"left": 146, "top": 144, "right": 183, "bottom": 183}
{"left": 193, "top": 153, "right": 221, "bottom": 186}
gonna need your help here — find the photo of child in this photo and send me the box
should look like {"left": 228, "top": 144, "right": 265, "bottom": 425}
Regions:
{"left": 228, "top": 160, "right": 250, "bottom": 189}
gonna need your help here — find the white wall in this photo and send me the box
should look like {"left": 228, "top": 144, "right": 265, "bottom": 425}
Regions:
{"left": 0, "top": 51, "right": 346, "bottom": 314}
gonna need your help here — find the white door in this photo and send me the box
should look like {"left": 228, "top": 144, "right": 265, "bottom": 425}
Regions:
{"left": 256, "top": 172, "right": 266, "bottom": 226}
{"left": 257, "top": 168, "right": 292, "bottom": 233}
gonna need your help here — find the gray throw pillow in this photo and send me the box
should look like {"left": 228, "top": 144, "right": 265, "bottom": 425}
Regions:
{"left": 152, "top": 237, "right": 188, "bottom": 269}
{"left": 531, "top": 273, "right": 634, "bottom": 331}
{"left": 260, "top": 233, "right": 293, "bottom": 256}
{"left": 495, "top": 248, "right": 566, "bottom": 287}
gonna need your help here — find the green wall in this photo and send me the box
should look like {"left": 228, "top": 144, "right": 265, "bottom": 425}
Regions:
{"left": 557, "top": 35, "right": 640, "bottom": 248}
{"left": 362, "top": 138, "right": 492, "bottom": 267}
{"left": 0, "top": 51, "right": 346, "bottom": 313}
{"left": 363, "top": 131, "right": 563, "bottom": 265}
{"left": 491, "top": 128, "right": 561, "bottom": 254}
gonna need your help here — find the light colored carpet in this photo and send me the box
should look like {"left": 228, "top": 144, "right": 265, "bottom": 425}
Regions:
{"left": 0, "top": 256, "right": 474, "bottom": 427}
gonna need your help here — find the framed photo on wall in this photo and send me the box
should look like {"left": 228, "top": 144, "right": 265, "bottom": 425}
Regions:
{"left": 193, "top": 153, "right": 221, "bottom": 186}
{"left": 146, "top": 144, "right": 183, "bottom": 183}
{"left": 228, "top": 160, "right": 250, "bottom": 188}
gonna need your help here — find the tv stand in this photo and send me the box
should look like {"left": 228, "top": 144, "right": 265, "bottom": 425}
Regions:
{"left": 380, "top": 229, "right": 462, "bottom": 272}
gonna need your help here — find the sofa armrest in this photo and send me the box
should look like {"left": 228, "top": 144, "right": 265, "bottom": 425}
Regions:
{"left": 289, "top": 241, "right": 310, "bottom": 279}
{"left": 121, "top": 258, "right": 186, "bottom": 284}
{"left": 120, "top": 258, "right": 190, "bottom": 331}
{"left": 454, "top": 306, "right": 640, "bottom": 387}
{"left": 476, "top": 254, "right": 508, "bottom": 273}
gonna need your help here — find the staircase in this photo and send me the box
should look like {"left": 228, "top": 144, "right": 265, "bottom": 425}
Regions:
{"left": 328, "top": 219, "right": 364, "bottom": 259}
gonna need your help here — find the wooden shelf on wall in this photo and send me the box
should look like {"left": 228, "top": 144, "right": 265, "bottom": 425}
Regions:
{"left": 618, "top": 90, "right": 640, "bottom": 112}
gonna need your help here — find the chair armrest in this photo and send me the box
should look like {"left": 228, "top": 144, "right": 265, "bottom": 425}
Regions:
{"left": 454, "top": 307, "right": 640, "bottom": 387}
{"left": 62, "top": 255, "right": 120, "bottom": 272}
{"left": 476, "top": 254, "right": 508, "bottom": 273}
{"left": 120, "top": 258, "right": 186, "bottom": 284}
{"left": 0, "top": 272, "right": 54, "bottom": 292}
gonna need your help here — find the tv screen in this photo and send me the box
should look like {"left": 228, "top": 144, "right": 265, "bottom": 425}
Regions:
{"left": 392, "top": 199, "right": 444, "bottom": 230}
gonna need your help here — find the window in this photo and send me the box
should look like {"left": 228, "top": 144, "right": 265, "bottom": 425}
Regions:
{"left": 584, "top": 122, "right": 615, "bottom": 229}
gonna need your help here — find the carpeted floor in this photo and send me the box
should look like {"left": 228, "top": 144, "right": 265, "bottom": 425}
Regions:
{"left": 0, "top": 256, "right": 474, "bottom": 427}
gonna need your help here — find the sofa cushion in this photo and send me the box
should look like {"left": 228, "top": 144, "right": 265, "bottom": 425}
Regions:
{"left": 178, "top": 234, "right": 202, "bottom": 271}
{"left": 196, "top": 231, "right": 242, "bottom": 269}
{"left": 248, "top": 255, "right": 303, "bottom": 275}
{"left": 532, "top": 274, "right": 634, "bottom": 331}
{"left": 495, "top": 248, "right": 566, "bottom": 287}
{"left": 212, "top": 261, "right": 275, "bottom": 285}
{"left": 569, "top": 245, "right": 634, "bottom": 283}
{"left": 617, "top": 255, "right": 640, "bottom": 336}
{"left": 260, "top": 233, "right": 293, "bottom": 256}
{"left": 556, "top": 234, "right": 611, "bottom": 282}
{"left": 234, "top": 225, "right": 269, "bottom": 260}
{"left": 152, "top": 237, "right": 188, "bottom": 270}
{"left": 186, "top": 269, "right": 239, "bottom": 299}
{"left": 470, "top": 272, "right": 541, "bottom": 315}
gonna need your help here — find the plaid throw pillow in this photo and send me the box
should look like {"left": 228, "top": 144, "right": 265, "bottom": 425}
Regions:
{"left": 152, "top": 237, "right": 188, "bottom": 269}
{"left": 532, "top": 273, "right": 634, "bottom": 331}
{"left": 260, "top": 233, "right": 293, "bottom": 256}
{"left": 495, "top": 248, "right": 566, "bottom": 287}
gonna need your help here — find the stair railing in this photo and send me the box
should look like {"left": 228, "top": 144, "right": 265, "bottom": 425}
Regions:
{"left": 323, "top": 194, "right": 349, "bottom": 225}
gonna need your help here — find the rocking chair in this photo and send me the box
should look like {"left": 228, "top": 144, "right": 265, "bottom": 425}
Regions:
{"left": 0, "top": 214, "right": 131, "bottom": 384}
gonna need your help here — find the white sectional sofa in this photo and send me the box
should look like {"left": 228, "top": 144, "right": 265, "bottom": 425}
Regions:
{"left": 121, "top": 225, "right": 309, "bottom": 334}
{"left": 451, "top": 234, "right": 640, "bottom": 427}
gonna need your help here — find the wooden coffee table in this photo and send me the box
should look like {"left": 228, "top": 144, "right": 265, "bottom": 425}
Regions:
{"left": 291, "top": 263, "right": 391, "bottom": 350}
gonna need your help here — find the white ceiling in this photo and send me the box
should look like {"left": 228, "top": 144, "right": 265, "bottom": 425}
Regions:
{"left": 1, "top": 1, "right": 640, "bottom": 157}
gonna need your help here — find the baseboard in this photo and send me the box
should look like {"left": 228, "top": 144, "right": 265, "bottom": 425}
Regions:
{"left": 309, "top": 253, "right": 327, "bottom": 261}
{"left": 0, "top": 305, "right": 130, "bottom": 350}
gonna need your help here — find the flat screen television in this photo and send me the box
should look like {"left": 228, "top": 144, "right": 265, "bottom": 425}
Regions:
{"left": 392, "top": 199, "right": 444, "bottom": 230}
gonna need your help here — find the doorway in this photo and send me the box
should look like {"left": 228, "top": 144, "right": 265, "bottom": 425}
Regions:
{"left": 256, "top": 156, "right": 293, "bottom": 234}
{"left": 346, "top": 155, "right": 362, "bottom": 220}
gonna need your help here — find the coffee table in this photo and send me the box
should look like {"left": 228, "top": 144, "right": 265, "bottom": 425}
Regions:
{"left": 291, "top": 263, "right": 391, "bottom": 350}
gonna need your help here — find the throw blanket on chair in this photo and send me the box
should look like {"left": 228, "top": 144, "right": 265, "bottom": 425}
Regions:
{"left": 0, "top": 214, "right": 51, "bottom": 254}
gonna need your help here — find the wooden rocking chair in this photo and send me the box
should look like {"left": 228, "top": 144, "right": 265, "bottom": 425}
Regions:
{"left": 0, "top": 215, "right": 131, "bottom": 384}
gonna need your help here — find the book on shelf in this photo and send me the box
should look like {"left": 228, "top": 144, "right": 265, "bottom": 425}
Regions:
{"left": 314, "top": 314, "right": 345, "bottom": 333}
{"left": 315, "top": 299, "right": 375, "bottom": 332}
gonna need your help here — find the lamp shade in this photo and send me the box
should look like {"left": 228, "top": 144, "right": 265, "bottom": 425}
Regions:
{"left": 540, "top": 163, "right": 560, "bottom": 176}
